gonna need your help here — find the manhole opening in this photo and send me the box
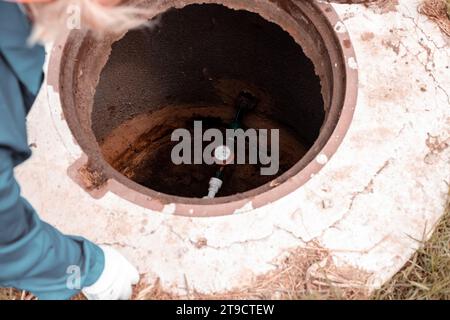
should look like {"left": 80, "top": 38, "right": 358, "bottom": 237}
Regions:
{"left": 93, "top": 4, "right": 326, "bottom": 198}
{"left": 55, "top": 0, "right": 356, "bottom": 214}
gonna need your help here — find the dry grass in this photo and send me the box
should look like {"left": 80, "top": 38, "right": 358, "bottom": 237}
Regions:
{"left": 0, "top": 288, "right": 34, "bottom": 301}
{"left": 419, "top": 0, "right": 450, "bottom": 36}
{"left": 372, "top": 197, "right": 450, "bottom": 300}
{"left": 135, "top": 245, "right": 369, "bottom": 300}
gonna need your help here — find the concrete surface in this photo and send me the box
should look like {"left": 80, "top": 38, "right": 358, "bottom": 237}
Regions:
{"left": 16, "top": 0, "right": 450, "bottom": 295}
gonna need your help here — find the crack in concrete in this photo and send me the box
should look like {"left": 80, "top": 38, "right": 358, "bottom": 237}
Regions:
{"left": 399, "top": 38, "right": 450, "bottom": 105}
{"left": 325, "top": 234, "right": 391, "bottom": 256}
{"left": 349, "top": 160, "right": 391, "bottom": 210}
{"left": 325, "top": 160, "right": 392, "bottom": 234}
{"left": 186, "top": 228, "right": 278, "bottom": 250}
{"left": 273, "top": 224, "right": 309, "bottom": 243}
{"left": 99, "top": 241, "right": 140, "bottom": 250}
{"left": 401, "top": 9, "right": 447, "bottom": 50}
{"left": 163, "top": 221, "right": 187, "bottom": 243}
{"left": 399, "top": 11, "right": 450, "bottom": 105}
{"left": 165, "top": 222, "right": 309, "bottom": 251}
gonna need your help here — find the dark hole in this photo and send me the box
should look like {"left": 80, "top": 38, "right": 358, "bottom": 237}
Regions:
{"left": 92, "top": 4, "right": 325, "bottom": 198}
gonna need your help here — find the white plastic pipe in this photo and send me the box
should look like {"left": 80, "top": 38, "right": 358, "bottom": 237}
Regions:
{"left": 205, "top": 177, "right": 223, "bottom": 199}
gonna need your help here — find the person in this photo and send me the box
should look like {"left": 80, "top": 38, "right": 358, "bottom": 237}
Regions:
{"left": 0, "top": 0, "right": 145, "bottom": 300}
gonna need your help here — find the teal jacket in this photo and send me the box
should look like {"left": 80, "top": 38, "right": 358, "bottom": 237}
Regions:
{"left": 0, "top": 2, "right": 104, "bottom": 299}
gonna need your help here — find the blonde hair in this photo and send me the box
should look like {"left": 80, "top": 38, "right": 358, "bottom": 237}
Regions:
{"left": 26, "top": 0, "right": 156, "bottom": 43}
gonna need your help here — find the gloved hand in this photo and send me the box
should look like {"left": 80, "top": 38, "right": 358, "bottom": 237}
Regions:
{"left": 82, "top": 245, "right": 139, "bottom": 300}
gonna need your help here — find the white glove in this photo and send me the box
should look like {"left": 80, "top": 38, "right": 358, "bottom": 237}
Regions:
{"left": 82, "top": 245, "right": 139, "bottom": 300}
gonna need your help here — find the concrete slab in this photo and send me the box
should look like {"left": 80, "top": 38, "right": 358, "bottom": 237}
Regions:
{"left": 16, "top": 0, "right": 449, "bottom": 295}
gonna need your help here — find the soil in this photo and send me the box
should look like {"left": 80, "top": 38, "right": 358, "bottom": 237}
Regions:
{"left": 100, "top": 105, "right": 308, "bottom": 198}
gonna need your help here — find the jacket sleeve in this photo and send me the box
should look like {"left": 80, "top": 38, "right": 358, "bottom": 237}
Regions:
{"left": 0, "top": 150, "right": 104, "bottom": 300}
{"left": 0, "top": 2, "right": 104, "bottom": 300}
